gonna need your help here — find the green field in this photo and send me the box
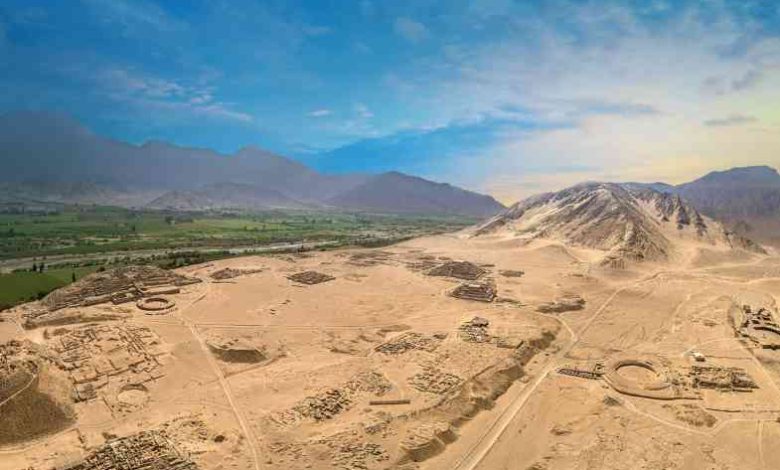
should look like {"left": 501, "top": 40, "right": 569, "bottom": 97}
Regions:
{"left": 0, "top": 207, "right": 475, "bottom": 259}
{"left": 0, "top": 267, "right": 99, "bottom": 309}
{"left": 0, "top": 206, "right": 477, "bottom": 309}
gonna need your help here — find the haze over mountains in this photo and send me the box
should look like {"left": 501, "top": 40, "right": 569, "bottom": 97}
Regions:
{"left": 0, "top": 112, "right": 505, "bottom": 217}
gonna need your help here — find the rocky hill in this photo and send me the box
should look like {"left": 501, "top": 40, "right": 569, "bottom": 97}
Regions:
{"left": 327, "top": 171, "right": 505, "bottom": 217}
{"left": 629, "top": 166, "right": 780, "bottom": 246}
{"left": 474, "top": 182, "right": 764, "bottom": 267}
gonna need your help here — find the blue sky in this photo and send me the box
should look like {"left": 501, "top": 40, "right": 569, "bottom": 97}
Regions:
{"left": 1, "top": 0, "right": 780, "bottom": 201}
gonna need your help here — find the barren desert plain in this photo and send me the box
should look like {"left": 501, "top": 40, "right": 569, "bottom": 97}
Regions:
{"left": 3, "top": 205, "right": 780, "bottom": 469}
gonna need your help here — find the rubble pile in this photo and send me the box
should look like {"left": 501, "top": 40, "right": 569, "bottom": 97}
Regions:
{"left": 408, "top": 366, "right": 463, "bottom": 394}
{"left": 427, "top": 261, "right": 486, "bottom": 280}
{"left": 499, "top": 270, "right": 525, "bottom": 278}
{"left": 738, "top": 304, "right": 780, "bottom": 349}
{"left": 458, "top": 317, "right": 492, "bottom": 343}
{"left": 287, "top": 271, "right": 336, "bottom": 285}
{"left": 688, "top": 365, "right": 758, "bottom": 392}
{"left": 60, "top": 430, "right": 199, "bottom": 470}
{"left": 400, "top": 422, "right": 457, "bottom": 463}
{"left": 537, "top": 294, "right": 586, "bottom": 313}
{"left": 209, "top": 267, "right": 263, "bottom": 280}
{"left": 374, "top": 332, "right": 443, "bottom": 355}
{"left": 557, "top": 364, "right": 604, "bottom": 380}
{"left": 273, "top": 371, "right": 391, "bottom": 425}
{"left": 405, "top": 255, "right": 440, "bottom": 272}
{"left": 346, "top": 251, "right": 394, "bottom": 267}
{"left": 449, "top": 281, "right": 496, "bottom": 303}
{"left": 320, "top": 437, "right": 390, "bottom": 470}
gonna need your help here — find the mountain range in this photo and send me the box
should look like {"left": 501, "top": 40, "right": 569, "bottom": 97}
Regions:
{"left": 474, "top": 182, "right": 765, "bottom": 268}
{"left": 0, "top": 112, "right": 505, "bottom": 217}
{"left": 627, "top": 165, "right": 780, "bottom": 245}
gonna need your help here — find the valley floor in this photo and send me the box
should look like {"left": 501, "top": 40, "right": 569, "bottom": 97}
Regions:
{"left": 1, "top": 233, "right": 780, "bottom": 469}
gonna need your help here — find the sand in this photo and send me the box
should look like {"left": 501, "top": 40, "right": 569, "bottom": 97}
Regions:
{"left": 0, "top": 233, "right": 779, "bottom": 469}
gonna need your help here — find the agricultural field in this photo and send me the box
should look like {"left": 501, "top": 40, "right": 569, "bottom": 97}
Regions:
{"left": 0, "top": 207, "right": 475, "bottom": 260}
{"left": 0, "top": 206, "right": 476, "bottom": 309}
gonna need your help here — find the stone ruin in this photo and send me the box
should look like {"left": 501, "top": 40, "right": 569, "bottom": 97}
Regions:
{"left": 374, "top": 332, "right": 445, "bottom": 355}
{"left": 458, "top": 316, "right": 492, "bottom": 343}
{"left": 47, "top": 324, "right": 166, "bottom": 409}
{"left": 449, "top": 281, "right": 496, "bottom": 303}
{"left": 59, "top": 430, "right": 198, "bottom": 470}
{"left": 557, "top": 363, "right": 605, "bottom": 380}
{"left": 408, "top": 366, "right": 463, "bottom": 394}
{"left": 271, "top": 371, "right": 391, "bottom": 426}
{"left": 136, "top": 297, "right": 175, "bottom": 313}
{"left": 537, "top": 294, "right": 586, "bottom": 313}
{"left": 581, "top": 356, "right": 759, "bottom": 400}
{"left": 24, "top": 265, "right": 201, "bottom": 327}
{"left": 268, "top": 432, "right": 389, "bottom": 470}
{"left": 209, "top": 267, "right": 263, "bottom": 281}
{"left": 346, "top": 250, "right": 394, "bottom": 267}
{"left": 688, "top": 365, "right": 758, "bottom": 392}
{"left": 427, "top": 261, "right": 486, "bottom": 280}
{"left": 287, "top": 271, "right": 336, "bottom": 285}
{"left": 405, "top": 255, "right": 440, "bottom": 272}
{"left": 737, "top": 304, "right": 780, "bottom": 349}
{"left": 400, "top": 422, "right": 457, "bottom": 463}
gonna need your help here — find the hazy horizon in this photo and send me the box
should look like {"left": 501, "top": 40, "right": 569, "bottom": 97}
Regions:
{"left": 2, "top": 1, "right": 779, "bottom": 201}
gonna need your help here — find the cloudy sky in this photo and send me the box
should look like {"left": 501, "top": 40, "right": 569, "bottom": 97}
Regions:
{"left": 1, "top": 0, "right": 779, "bottom": 202}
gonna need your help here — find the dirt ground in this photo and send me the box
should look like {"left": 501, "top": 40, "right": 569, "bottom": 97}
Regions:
{"left": 1, "top": 232, "right": 780, "bottom": 469}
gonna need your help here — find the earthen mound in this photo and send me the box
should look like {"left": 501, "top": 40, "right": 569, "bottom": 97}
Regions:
{"left": 537, "top": 294, "right": 586, "bottom": 313}
{"left": 427, "top": 261, "right": 486, "bottom": 280}
{"left": 0, "top": 341, "right": 74, "bottom": 446}
{"left": 287, "top": 271, "right": 335, "bottom": 285}
{"left": 207, "top": 339, "right": 267, "bottom": 364}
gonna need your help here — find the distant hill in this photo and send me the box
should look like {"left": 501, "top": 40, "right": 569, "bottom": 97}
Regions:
{"left": 327, "top": 171, "right": 505, "bottom": 217}
{"left": 0, "top": 111, "right": 504, "bottom": 217}
{"left": 675, "top": 166, "right": 780, "bottom": 219}
{"left": 474, "top": 182, "right": 763, "bottom": 267}
{"left": 147, "top": 183, "right": 310, "bottom": 211}
{"left": 629, "top": 166, "right": 780, "bottom": 246}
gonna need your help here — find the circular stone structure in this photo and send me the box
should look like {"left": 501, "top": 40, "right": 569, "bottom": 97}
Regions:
{"left": 603, "top": 357, "right": 680, "bottom": 400}
{"left": 136, "top": 296, "right": 175, "bottom": 313}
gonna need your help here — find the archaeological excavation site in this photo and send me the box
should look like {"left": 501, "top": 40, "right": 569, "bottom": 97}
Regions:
{"left": 3, "top": 200, "right": 780, "bottom": 470}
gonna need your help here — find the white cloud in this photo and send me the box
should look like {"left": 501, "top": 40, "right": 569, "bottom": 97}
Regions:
{"left": 308, "top": 109, "right": 332, "bottom": 117}
{"left": 394, "top": 17, "right": 429, "bottom": 43}
{"left": 386, "top": 1, "right": 780, "bottom": 200}
{"left": 82, "top": 0, "right": 186, "bottom": 33}
{"left": 94, "top": 67, "right": 252, "bottom": 123}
